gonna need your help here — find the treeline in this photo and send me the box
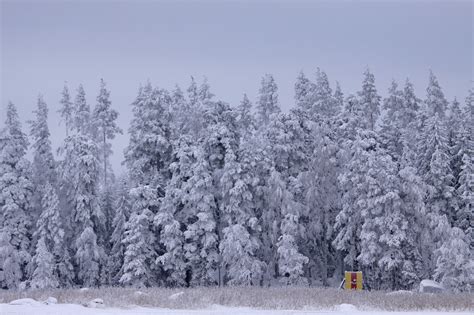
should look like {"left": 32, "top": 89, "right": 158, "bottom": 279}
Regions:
{"left": 0, "top": 69, "right": 472, "bottom": 292}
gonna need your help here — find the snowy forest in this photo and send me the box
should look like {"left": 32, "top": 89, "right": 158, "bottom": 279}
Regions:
{"left": 0, "top": 69, "right": 473, "bottom": 293}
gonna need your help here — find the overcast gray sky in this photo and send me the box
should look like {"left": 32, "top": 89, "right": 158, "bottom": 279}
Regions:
{"left": 1, "top": 0, "right": 472, "bottom": 172}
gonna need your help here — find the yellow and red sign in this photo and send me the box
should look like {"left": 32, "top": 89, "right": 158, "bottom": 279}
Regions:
{"left": 344, "top": 271, "right": 363, "bottom": 290}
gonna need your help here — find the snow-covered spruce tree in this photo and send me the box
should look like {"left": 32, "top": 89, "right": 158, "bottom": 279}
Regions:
{"left": 269, "top": 169, "right": 308, "bottom": 285}
{"left": 73, "top": 84, "right": 91, "bottom": 134}
{"left": 0, "top": 231, "right": 22, "bottom": 289}
{"left": 58, "top": 83, "right": 74, "bottom": 137}
{"left": 155, "top": 136, "right": 196, "bottom": 287}
{"left": 258, "top": 111, "right": 311, "bottom": 284}
{"left": 399, "top": 79, "right": 421, "bottom": 167}
{"left": 434, "top": 227, "right": 474, "bottom": 292}
{"left": 357, "top": 68, "right": 381, "bottom": 130}
{"left": 425, "top": 71, "right": 448, "bottom": 118}
{"left": 456, "top": 151, "right": 473, "bottom": 249}
{"left": 120, "top": 186, "right": 159, "bottom": 287}
{"left": 28, "top": 96, "right": 57, "bottom": 223}
{"left": 235, "top": 93, "right": 256, "bottom": 137}
{"left": 91, "top": 79, "right": 122, "bottom": 257}
{"left": 356, "top": 140, "right": 408, "bottom": 290}
{"left": 123, "top": 83, "right": 173, "bottom": 286}
{"left": 60, "top": 128, "right": 105, "bottom": 287}
{"left": 334, "top": 130, "right": 375, "bottom": 272}
{"left": 380, "top": 81, "right": 405, "bottom": 160}
{"left": 256, "top": 74, "right": 280, "bottom": 126}
{"left": 0, "top": 102, "right": 33, "bottom": 289}
{"left": 396, "top": 161, "right": 426, "bottom": 288}
{"left": 294, "top": 71, "right": 315, "bottom": 113}
{"left": 417, "top": 117, "right": 456, "bottom": 224}
{"left": 92, "top": 78, "right": 122, "bottom": 187}
{"left": 298, "top": 122, "right": 340, "bottom": 286}
{"left": 213, "top": 101, "right": 265, "bottom": 286}
{"left": 124, "top": 82, "right": 173, "bottom": 188}
{"left": 107, "top": 176, "right": 131, "bottom": 285}
{"left": 182, "top": 147, "right": 219, "bottom": 286}
{"left": 30, "top": 237, "right": 58, "bottom": 290}
{"left": 312, "top": 68, "right": 338, "bottom": 119}
{"left": 334, "top": 82, "right": 344, "bottom": 110}
{"left": 31, "top": 182, "right": 73, "bottom": 288}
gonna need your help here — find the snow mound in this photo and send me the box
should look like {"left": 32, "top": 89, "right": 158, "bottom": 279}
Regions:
{"left": 336, "top": 303, "right": 358, "bottom": 311}
{"left": 9, "top": 298, "right": 43, "bottom": 306}
{"left": 85, "top": 298, "right": 105, "bottom": 308}
{"left": 168, "top": 291, "right": 184, "bottom": 300}
{"left": 79, "top": 288, "right": 90, "bottom": 292}
{"left": 387, "top": 290, "right": 414, "bottom": 295}
{"left": 419, "top": 279, "right": 444, "bottom": 293}
{"left": 44, "top": 297, "right": 58, "bottom": 304}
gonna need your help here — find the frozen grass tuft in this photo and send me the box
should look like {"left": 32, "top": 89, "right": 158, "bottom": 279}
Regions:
{"left": 0, "top": 286, "right": 472, "bottom": 311}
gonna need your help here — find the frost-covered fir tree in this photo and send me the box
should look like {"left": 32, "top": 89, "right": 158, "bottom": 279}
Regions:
{"left": 91, "top": 79, "right": 122, "bottom": 254}
{"left": 58, "top": 83, "right": 74, "bottom": 137}
{"left": 217, "top": 106, "right": 265, "bottom": 285}
{"left": 28, "top": 96, "right": 57, "bottom": 223}
{"left": 380, "top": 81, "right": 405, "bottom": 160}
{"left": 294, "top": 71, "right": 315, "bottom": 112}
{"left": 31, "top": 182, "right": 73, "bottom": 288}
{"left": 434, "top": 227, "right": 474, "bottom": 292}
{"left": 124, "top": 82, "right": 172, "bottom": 188}
{"left": 183, "top": 148, "right": 219, "bottom": 286}
{"left": 298, "top": 122, "right": 340, "bottom": 286}
{"left": 425, "top": 71, "right": 448, "bottom": 118}
{"left": 0, "top": 102, "right": 33, "bottom": 289}
{"left": 60, "top": 132, "right": 105, "bottom": 287}
{"left": 30, "top": 237, "right": 58, "bottom": 289}
{"left": 268, "top": 170, "right": 308, "bottom": 285}
{"left": 334, "top": 82, "right": 344, "bottom": 110}
{"left": 73, "top": 84, "right": 91, "bottom": 134}
{"left": 235, "top": 93, "right": 255, "bottom": 136}
{"left": 357, "top": 68, "right": 381, "bottom": 130}
{"left": 312, "top": 68, "right": 337, "bottom": 119}
{"left": 107, "top": 176, "right": 131, "bottom": 285}
{"left": 256, "top": 74, "right": 280, "bottom": 126}
{"left": 155, "top": 136, "right": 195, "bottom": 287}
{"left": 120, "top": 186, "right": 159, "bottom": 287}
{"left": 334, "top": 131, "right": 376, "bottom": 271}
{"left": 92, "top": 78, "right": 122, "bottom": 187}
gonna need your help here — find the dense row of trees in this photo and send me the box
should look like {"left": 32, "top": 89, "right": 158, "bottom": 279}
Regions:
{"left": 0, "top": 69, "right": 473, "bottom": 292}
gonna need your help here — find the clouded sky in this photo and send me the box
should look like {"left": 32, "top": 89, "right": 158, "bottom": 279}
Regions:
{"left": 1, "top": 0, "right": 472, "bottom": 172}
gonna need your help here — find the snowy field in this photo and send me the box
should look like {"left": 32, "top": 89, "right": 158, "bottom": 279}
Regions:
{"left": 1, "top": 287, "right": 473, "bottom": 314}
{"left": 1, "top": 303, "right": 473, "bottom": 315}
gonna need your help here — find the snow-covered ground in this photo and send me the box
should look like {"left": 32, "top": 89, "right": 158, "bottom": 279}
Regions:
{"left": 0, "top": 303, "right": 472, "bottom": 315}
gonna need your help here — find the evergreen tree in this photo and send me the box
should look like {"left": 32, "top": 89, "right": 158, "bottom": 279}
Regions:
{"left": 30, "top": 237, "right": 58, "bottom": 289}
{"left": 58, "top": 83, "right": 74, "bottom": 137}
{"left": 425, "top": 71, "right": 448, "bottom": 118}
{"left": 92, "top": 78, "right": 122, "bottom": 187}
{"left": 235, "top": 94, "right": 255, "bottom": 136}
{"left": 120, "top": 186, "right": 159, "bottom": 287}
{"left": 357, "top": 68, "right": 381, "bottom": 130}
{"left": 73, "top": 84, "right": 91, "bottom": 134}
{"left": 60, "top": 133, "right": 105, "bottom": 287}
{"left": 107, "top": 176, "right": 131, "bottom": 285}
{"left": 0, "top": 102, "right": 33, "bottom": 289}
{"left": 32, "top": 182, "right": 73, "bottom": 288}
{"left": 380, "top": 81, "right": 404, "bottom": 160}
{"left": 434, "top": 227, "right": 474, "bottom": 292}
{"left": 28, "top": 96, "right": 57, "bottom": 225}
{"left": 294, "top": 71, "right": 315, "bottom": 112}
{"left": 256, "top": 74, "right": 280, "bottom": 126}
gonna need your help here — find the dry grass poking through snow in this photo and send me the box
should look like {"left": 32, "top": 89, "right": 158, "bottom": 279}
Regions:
{"left": 0, "top": 287, "right": 473, "bottom": 311}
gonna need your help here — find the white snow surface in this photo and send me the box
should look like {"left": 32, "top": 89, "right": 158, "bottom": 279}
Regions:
{"left": 0, "top": 303, "right": 471, "bottom": 315}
